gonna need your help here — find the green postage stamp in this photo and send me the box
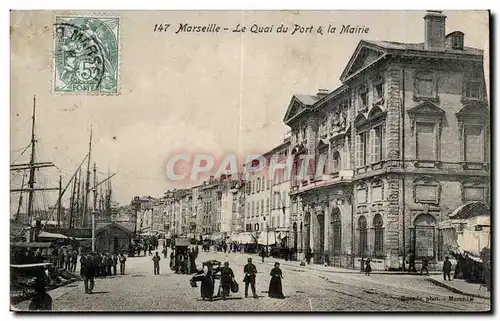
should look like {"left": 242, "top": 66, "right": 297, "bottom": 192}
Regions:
{"left": 53, "top": 16, "right": 119, "bottom": 94}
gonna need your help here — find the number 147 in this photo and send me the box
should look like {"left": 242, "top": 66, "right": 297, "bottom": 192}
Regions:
{"left": 153, "top": 24, "right": 171, "bottom": 32}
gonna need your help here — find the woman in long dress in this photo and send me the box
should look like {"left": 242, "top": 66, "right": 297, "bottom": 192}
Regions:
{"left": 201, "top": 262, "right": 215, "bottom": 300}
{"left": 220, "top": 262, "right": 234, "bottom": 300}
{"left": 268, "top": 262, "right": 285, "bottom": 299}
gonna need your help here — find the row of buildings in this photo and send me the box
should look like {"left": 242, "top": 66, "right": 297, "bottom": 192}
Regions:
{"left": 130, "top": 11, "right": 490, "bottom": 270}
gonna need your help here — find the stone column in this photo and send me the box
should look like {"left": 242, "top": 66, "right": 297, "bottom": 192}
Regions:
{"left": 309, "top": 211, "right": 315, "bottom": 251}
{"left": 324, "top": 205, "right": 330, "bottom": 255}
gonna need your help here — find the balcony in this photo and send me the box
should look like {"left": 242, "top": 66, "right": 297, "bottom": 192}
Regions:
{"left": 291, "top": 170, "right": 354, "bottom": 195}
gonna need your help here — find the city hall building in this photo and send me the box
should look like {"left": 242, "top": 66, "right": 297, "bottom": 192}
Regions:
{"left": 285, "top": 11, "right": 489, "bottom": 270}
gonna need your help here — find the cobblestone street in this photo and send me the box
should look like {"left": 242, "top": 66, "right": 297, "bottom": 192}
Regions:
{"left": 19, "top": 250, "right": 490, "bottom": 312}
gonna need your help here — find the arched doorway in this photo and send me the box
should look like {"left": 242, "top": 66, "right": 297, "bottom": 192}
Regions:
{"left": 304, "top": 211, "right": 311, "bottom": 252}
{"left": 293, "top": 222, "right": 298, "bottom": 250}
{"left": 358, "top": 216, "right": 368, "bottom": 257}
{"left": 373, "top": 214, "right": 384, "bottom": 258}
{"left": 331, "top": 207, "right": 341, "bottom": 257}
{"left": 316, "top": 212, "right": 325, "bottom": 263}
{"left": 413, "top": 214, "right": 437, "bottom": 260}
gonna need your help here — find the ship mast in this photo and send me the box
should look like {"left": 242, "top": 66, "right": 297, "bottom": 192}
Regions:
{"left": 26, "top": 96, "right": 37, "bottom": 229}
{"left": 83, "top": 128, "right": 92, "bottom": 227}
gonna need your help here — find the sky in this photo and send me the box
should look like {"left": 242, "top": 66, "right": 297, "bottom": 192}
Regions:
{"left": 9, "top": 10, "right": 489, "bottom": 210}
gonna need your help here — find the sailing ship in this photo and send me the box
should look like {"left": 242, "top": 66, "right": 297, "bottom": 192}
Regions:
{"left": 10, "top": 95, "right": 117, "bottom": 247}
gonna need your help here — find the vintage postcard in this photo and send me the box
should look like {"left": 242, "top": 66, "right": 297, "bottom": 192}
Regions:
{"left": 10, "top": 10, "right": 491, "bottom": 312}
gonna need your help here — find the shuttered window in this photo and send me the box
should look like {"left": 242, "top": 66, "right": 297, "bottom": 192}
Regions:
{"left": 416, "top": 122, "right": 436, "bottom": 160}
{"left": 464, "top": 125, "right": 484, "bottom": 162}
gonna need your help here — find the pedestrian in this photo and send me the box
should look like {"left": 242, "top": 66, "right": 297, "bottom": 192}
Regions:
{"left": 149, "top": 244, "right": 153, "bottom": 256}
{"left": 420, "top": 257, "right": 429, "bottom": 276}
{"left": 365, "top": 258, "right": 372, "bottom": 276}
{"left": 201, "top": 262, "right": 215, "bottom": 301}
{"left": 105, "top": 253, "right": 114, "bottom": 276}
{"left": 243, "top": 258, "right": 258, "bottom": 299}
{"left": 306, "top": 248, "right": 313, "bottom": 265}
{"left": 119, "top": 253, "right": 127, "bottom": 275}
{"left": 71, "top": 251, "right": 78, "bottom": 272}
{"left": 189, "top": 249, "right": 197, "bottom": 274}
{"left": 170, "top": 251, "right": 175, "bottom": 271}
{"left": 162, "top": 246, "right": 168, "bottom": 259}
{"left": 268, "top": 262, "right": 285, "bottom": 299}
{"left": 360, "top": 257, "right": 365, "bottom": 272}
{"left": 153, "top": 252, "right": 161, "bottom": 275}
{"left": 443, "top": 256, "right": 452, "bottom": 281}
{"left": 260, "top": 248, "right": 266, "bottom": 263}
{"left": 112, "top": 253, "right": 118, "bottom": 275}
{"left": 82, "top": 253, "right": 95, "bottom": 294}
{"left": 64, "top": 250, "right": 71, "bottom": 270}
{"left": 29, "top": 277, "right": 52, "bottom": 311}
{"left": 408, "top": 252, "right": 416, "bottom": 273}
{"left": 220, "top": 262, "right": 234, "bottom": 300}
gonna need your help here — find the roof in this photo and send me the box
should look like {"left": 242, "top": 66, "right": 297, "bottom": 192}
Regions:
{"left": 295, "top": 94, "right": 320, "bottom": 106}
{"left": 363, "top": 40, "right": 483, "bottom": 56}
{"left": 340, "top": 39, "right": 484, "bottom": 82}
{"left": 449, "top": 202, "right": 490, "bottom": 219}
{"left": 95, "top": 222, "right": 134, "bottom": 235}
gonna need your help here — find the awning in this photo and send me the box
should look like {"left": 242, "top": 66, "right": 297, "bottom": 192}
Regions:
{"left": 11, "top": 242, "right": 52, "bottom": 248}
{"left": 236, "top": 233, "right": 254, "bottom": 244}
{"left": 257, "top": 231, "right": 277, "bottom": 245}
{"left": 449, "top": 202, "right": 489, "bottom": 219}
{"left": 38, "top": 231, "right": 67, "bottom": 239}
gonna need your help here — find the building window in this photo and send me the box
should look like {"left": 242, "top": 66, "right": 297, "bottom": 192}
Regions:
{"left": 282, "top": 191, "right": 287, "bottom": 207}
{"left": 413, "top": 214, "right": 437, "bottom": 259}
{"left": 451, "top": 35, "right": 464, "bottom": 50}
{"left": 356, "top": 183, "right": 368, "bottom": 204}
{"left": 256, "top": 201, "right": 260, "bottom": 215}
{"left": 355, "top": 132, "right": 368, "bottom": 167}
{"left": 261, "top": 199, "right": 265, "bottom": 215}
{"left": 360, "top": 91, "right": 368, "bottom": 111}
{"left": 413, "top": 176, "right": 441, "bottom": 204}
{"left": 331, "top": 210, "right": 341, "bottom": 256}
{"left": 266, "top": 198, "right": 270, "bottom": 213}
{"left": 255, "top": 223, "right": 260, "bottom": 231}
{"left": 332, "top": 151, "right": 341, "bottom": 173}
{"left": 416, "top": 122, "right": 436, "bottom": 161}
{"left": 371, "top": 179, "right": 384, "bottom": 202}
{"left": 414, "top": 71, "right": 437, "bottom": 100}
{"left": 257, "top": 178, "right": 261, "bottom": 192}
{"left": 464, "top": 80, "right": 482, "bottom": 100}
{"left": 374, "top": 81, "right": 384, "bottom": 102}
{"left": 251, "top": 201, "right": 255, "bottom": 217}
{"left": 373, "top": 214, "right": 384, "bottom": 258}
{"left": 464, "top": 124, "right": 485, "bottom": 163}
{"left": 358, "top": 216, "right": 368, "bottom": 257}
{"left": 271, "top": 217, "right": 275, "bottom": 228}
{"left": 370, "top": 125, "right": 383, "bottom": 163}
{"left": 464, "top": 187, "right": 486, "bottom": 202}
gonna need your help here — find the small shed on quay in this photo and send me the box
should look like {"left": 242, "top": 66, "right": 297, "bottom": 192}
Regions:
{"left": 95, "top": 222, "right": 134, "bottom": 254}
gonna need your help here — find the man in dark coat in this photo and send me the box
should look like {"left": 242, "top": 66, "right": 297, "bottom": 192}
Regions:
{"left": 443, "top": 256, "right": 452, "bottom": 281}
{"left": 153, "top": 252, "right": 161, "bottom": 275}
{"left": 243, "top": 258, "right": 258, "bottom": 299}
{"left": 82, "top": 254, "right": 96, "bottom": 294}
{"left": 421, "top": 258, "right": 429, "bottom": 276}
{"left": 29, "top": 277, "right": 52, "bottom": 311}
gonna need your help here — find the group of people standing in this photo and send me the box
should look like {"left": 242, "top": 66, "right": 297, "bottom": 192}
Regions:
{"left": 192, "top": 258, "right": 285, "bottom": 301}
{"left": 79, "top": 252, "right": 127, "bottom": 294}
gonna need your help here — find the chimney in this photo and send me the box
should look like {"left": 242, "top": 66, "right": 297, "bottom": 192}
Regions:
{"left": 317, "top": 88, "right": 329, "bottom": 98}
{"left": 424, "top": 10, "right": 447, "bottom": 51}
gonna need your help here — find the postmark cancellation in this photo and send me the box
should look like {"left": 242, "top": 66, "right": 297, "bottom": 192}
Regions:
{"left": 53, "top": 16, "right": 119, "bottom": 94}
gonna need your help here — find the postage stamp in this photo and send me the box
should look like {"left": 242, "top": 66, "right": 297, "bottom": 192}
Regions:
{"left": 53, "top": 16, "right": 119, "bottom": 94}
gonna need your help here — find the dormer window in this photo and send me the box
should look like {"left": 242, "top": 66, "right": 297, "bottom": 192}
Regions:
{"left": 452, "top": 35, "right": 464, "bottom": 50}
{"left": 374, "top": 82, "right": 384, "bottom": 102}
